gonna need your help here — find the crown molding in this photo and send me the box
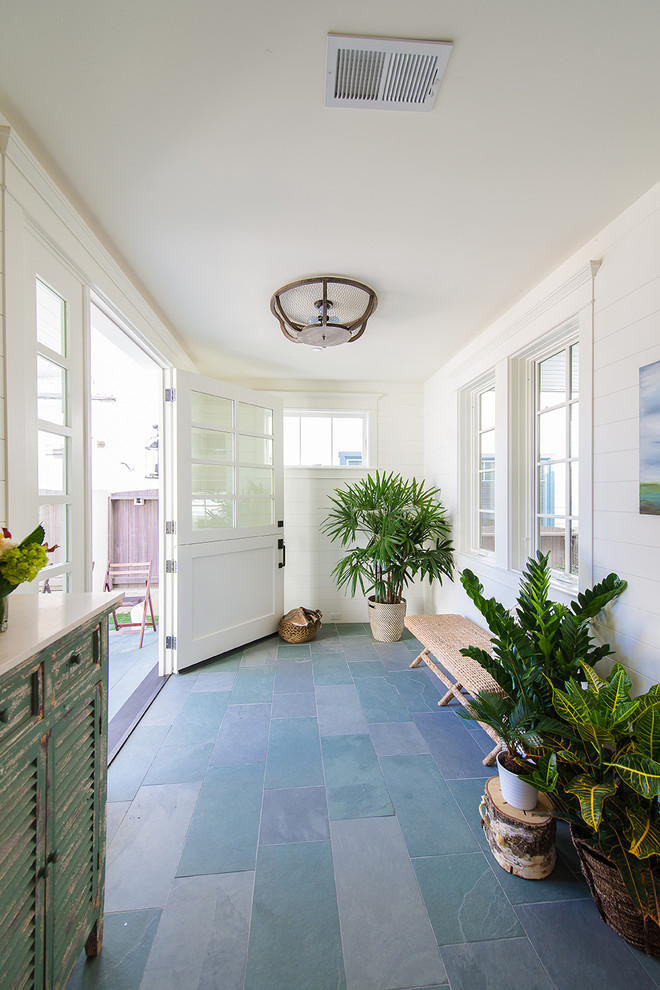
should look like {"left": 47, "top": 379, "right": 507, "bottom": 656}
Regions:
{"left": 0, "top": 125, "right": 194, "bottom": 370}
{"left": 450, "top": 263, "right": 593, "bottom": 380}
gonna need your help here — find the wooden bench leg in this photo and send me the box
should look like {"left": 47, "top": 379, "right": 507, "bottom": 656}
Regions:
{"left": 483, "top": 741, "right": 503, "bottom": 767}
{"left": 438, "top": 682, "right": 463, "bottom": 707}
{"left": 409, "top": 649, "right": 430, "bottom": 669}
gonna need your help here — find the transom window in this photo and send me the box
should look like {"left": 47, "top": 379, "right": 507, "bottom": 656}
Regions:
{"left": 284, "top": 412, "right": 367, "bottom": 466}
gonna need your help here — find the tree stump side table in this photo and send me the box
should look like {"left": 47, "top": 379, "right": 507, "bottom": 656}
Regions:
{"left": 480, "top": 776, "right": 556, "bottom": 879}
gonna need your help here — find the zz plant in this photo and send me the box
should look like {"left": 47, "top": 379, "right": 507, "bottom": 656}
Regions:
{"left": 457, "top": 551, "right": 627, "bottom": 768}
{"left": 521, "top": 664, "right": 660, "bottom": 927}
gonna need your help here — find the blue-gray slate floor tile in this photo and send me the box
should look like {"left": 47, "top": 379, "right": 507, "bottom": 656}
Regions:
{"left": 73, "top": 626, "right": 660, "bottom": 990}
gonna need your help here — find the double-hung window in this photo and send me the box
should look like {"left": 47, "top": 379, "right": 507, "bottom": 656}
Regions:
{"left": 477, "top": 386, "right": 496, "bottom": 553}
{"left": 535, "top": 342, "right": 579, "bottom": 575}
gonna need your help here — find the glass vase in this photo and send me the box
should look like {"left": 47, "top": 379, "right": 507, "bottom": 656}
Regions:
{"left": 0, "top": 595, "right": 9, "bottom": 632}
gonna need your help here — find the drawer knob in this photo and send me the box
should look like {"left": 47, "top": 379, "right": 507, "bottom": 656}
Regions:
{"left": 0, "top": 709, "right": 8, "bottom": 723}
{"left": 68, "top": 654, "right": 82, "bottom": 667}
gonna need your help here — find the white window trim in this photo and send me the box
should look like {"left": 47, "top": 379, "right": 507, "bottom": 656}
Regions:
{"left": 509, "top": 312, "right": 593, "bottom": 590}
{"left": 283, "top": 405, "right": 376, "bottom": 469}
{"left": 458, "top": 371, "right": 496, "bottom": 558}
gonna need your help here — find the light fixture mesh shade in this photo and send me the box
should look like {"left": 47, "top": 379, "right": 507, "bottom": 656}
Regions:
{"left": 277, "top": 279, "right": 373, "bottom": 328}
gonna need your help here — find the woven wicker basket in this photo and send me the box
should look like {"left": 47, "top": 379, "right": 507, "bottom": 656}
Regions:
{"left": 367, "top": 597, "right": 407, "bottom": 642}
{"left": 277, "top": 607, "right": 322, "bottom": 643}
{"left": 571, "top": 828, "right": 660, "bottom": 956}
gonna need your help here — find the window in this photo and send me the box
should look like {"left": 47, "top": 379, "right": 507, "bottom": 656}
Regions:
{"left": 476, "top": 386, "right": 496, "bottom": 553}
{"left": 36, "top": 278, "right": 71, "bottom": 587}
{"left": 284, "top": 412, "right": 368, "bottom": 466}
{"left": 535, "top": 342, "right": 579, "bottom": 575}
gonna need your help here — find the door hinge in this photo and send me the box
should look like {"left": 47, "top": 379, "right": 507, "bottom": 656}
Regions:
{"left": 165, "top": 559, "right": 177, "bottom": 573}
{"left": 165, "top": 387, "right": 176, "bottom": 402}
{"left": 166, "top": 636, "right": 177, "bottom": 650}
{"left": 165, "top": 521, "right": 176, "bottom": 535}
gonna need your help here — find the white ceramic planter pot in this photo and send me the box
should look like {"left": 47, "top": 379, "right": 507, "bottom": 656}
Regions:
{"left": 367, "top": 597, "right": 407, "bottom": 642}
{"left": 496, "top": 752, "right": 539, "bottom": 811}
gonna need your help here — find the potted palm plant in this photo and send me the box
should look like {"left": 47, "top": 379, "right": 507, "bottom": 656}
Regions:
{"left": 321, "top": 471, "right": 454, "bottom": 641}
{"left": 457, "top": 552, "right": 627, "bottom": 810}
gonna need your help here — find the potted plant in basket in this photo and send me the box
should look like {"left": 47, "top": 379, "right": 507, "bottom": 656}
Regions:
{"left": 321, "top": 472, "right": 454, "bottom": 642}
{"left": 518, "top": 664, "right": 660, "bottom": 955}
{"left": 457, "top": 552, "right": 627, "bottom": 810}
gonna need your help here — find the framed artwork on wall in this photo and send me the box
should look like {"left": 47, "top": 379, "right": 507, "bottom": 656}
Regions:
{"left": 640, "top": 357, "right": 660, "bottom": 514}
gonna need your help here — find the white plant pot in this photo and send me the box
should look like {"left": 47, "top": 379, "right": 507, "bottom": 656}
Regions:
{"left": 496, "top": 752, "right": 539, "bottom": 811}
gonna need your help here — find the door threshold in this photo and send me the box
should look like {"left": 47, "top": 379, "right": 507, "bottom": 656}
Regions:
{"left": 108, "top": 663, "right": 168, "bottom": 764}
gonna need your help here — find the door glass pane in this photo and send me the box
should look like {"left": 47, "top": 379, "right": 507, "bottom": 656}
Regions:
{"left": 192, "top": 464, "right": 234, "bottom": 497}
{"left": 36, "top": 279, "right": 66, "bottom": 355}
{"left": 38, "top": 431, "right": 68, "bottom": 495}
{"left": 192, "top": 427, "right": 233, "bottom": 461}
{"left": 480, "top": 388, "right": 495, "bottom": 430}
{"left": 240, "top": 436, "right": 273, "bottom": 466}
{"left": 37, "top": 356, "right": 67, "bottom": 425}
{"left": 39, "top": 572, "right": 70, "bottom": 593}
{"left": 239, "top": 467, "right": 273, "bottom": 496}
{"left": 38, "top": 503, "right": 68, "bottom": 565}
{"left": 192, "top": 497, "right": 234, "bottom": 530}
{"left": 238, "top": 499, "right": 274, "bottom": 527}
{"left": 239, "top": 401, "right": 272, "bottom": 435}
{"left": 191, "top": 391, "right": 233, "bottom": 429}
{"left": 539, "top": 351, "right": 566, "bottom": 409}
{"left": 537, "top": 517, "right": 566, "bottom": 571}
{"left": 539, "top": 407, "right": 566, "bottom": 461}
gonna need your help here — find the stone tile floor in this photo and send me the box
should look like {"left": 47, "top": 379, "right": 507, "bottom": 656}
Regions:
{"left": 67, "top": 623, "right": 660, "bottom": 990}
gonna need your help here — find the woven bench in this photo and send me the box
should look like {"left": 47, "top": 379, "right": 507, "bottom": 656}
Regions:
{"left": 404, "top": 613, "right": 505, "bottom": 766}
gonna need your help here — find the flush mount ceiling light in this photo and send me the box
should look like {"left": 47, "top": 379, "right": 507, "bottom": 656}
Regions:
{"left": 270, "top": 276, "right": 378, "bottom": 348}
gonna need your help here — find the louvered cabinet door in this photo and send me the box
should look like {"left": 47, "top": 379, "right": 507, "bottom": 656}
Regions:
{"left": 47, "top": 679, "right": 105, "bottom": 989}
{"left": 0, "top": 732, "right": 47, "bottom": 990}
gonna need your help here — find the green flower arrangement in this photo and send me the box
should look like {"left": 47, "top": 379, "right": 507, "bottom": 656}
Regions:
{"left": 0, "top": 524, "right": 58, "bottom": 597}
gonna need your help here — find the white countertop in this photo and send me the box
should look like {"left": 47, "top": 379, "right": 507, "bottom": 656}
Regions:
{"left": 0, "top": 592, "right": 124, "bottom": 678}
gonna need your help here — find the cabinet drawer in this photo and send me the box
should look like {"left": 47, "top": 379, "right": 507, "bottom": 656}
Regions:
{"left": 0, "top": 662, "right": 43, "bottom": 742}
{"left": 51, "top": 625, "right": 100, "bottom": 696}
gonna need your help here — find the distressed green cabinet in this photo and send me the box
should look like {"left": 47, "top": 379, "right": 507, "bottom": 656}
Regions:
{"left": 0, "top": 594, "right": 120, "bottom": 990}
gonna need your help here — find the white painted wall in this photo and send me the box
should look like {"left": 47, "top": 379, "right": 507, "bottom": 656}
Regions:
{"left": 257, "top": 382, "right": 428, "bottom": 623}
{"left": 424, "top": 180, "right": 660, "bottom": 694}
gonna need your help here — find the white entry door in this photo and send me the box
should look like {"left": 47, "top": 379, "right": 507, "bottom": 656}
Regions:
{"left": 163, "top": 370, "right": 284, "bottom": 672}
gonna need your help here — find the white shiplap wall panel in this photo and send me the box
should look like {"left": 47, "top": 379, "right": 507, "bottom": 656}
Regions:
{"left": 269, "top": 386, "right": 425, "bottom": 623}
{"left": 424, "top": 178, "right": 660, "bottom": 693}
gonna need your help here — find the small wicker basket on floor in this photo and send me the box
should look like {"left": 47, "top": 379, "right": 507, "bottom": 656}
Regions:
{"left": 571, "top": 828, "right": 660, "bottom": 955}
{"left": 277, "top": 607, "right": 322, "bottom": 643}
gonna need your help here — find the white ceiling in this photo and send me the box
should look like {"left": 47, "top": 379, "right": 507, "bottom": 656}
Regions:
{"left": 1, "top": 1, "right": 659, "bottom": 384}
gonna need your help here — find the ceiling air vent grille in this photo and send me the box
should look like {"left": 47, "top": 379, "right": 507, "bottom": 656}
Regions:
{"left": 325, "top": 35, "right": 453, "bottom": 112}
